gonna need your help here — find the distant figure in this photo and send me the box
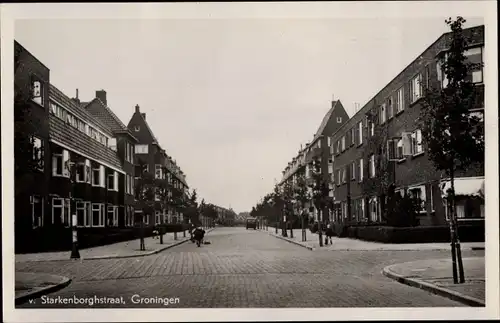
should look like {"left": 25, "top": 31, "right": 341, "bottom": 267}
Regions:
{"left": 325, "top": 222, "right": 334, "bottom": 245}
{"left": 192, "top": 227, "right": 206, "bottom": 247}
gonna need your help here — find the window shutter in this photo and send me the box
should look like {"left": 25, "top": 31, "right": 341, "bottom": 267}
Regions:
{"left": 100, "top": 166, "right": 105, "bottom": 188}
{"left": 114, "top": 171, "right": 119, "bottom": 191}
{"left": 62, "top": 150, "right": 70, "bottom": 177}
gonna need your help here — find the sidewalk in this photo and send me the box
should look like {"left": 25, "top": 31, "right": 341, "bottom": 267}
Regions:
{"left": 383, "top": 257, "right": 485, "bottom": 306}
{"left": 15, "top": 272, "right": 71, "bottom": 305}
{"left": 263, "top": 228, "right": 485, "bottom": 251}
{"left": 15, "top": 228, "right": 215, "bottom": 263}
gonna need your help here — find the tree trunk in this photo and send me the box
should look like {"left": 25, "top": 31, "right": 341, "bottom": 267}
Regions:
{"left": 450, "top": 167, "right": 465, "bottom": 283}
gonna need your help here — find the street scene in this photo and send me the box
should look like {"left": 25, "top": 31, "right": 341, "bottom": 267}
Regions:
{"left": 15, "top": 227, "right": 485, "bottom": 308}
{"left": 4, "top": 2, "right": 496, "bottom": 320}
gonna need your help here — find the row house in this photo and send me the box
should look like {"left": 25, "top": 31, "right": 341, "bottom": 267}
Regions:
{"left": 279, "top": 100, "right": 348, "bottom": 222}
{"left": 127, "top": 105, "right": 189, "bottom": 227}
{"left": 14, "top": 41, "right": 138, "bottom": 249}
{"left": 329, "top": 25, "right": 485, "bottom": 226}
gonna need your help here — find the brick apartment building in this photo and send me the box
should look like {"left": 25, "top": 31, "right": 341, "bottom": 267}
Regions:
{"left": 14, "top": 40, "right": 189, "bottom": 252}
{"left": 279, "top": 25, "right": 485, "bottom": 228}
{"left": 127, "top": 105, "right": 189, "bottom": 226}
{"left": 280, "top": 100, "right": 349, "bottom": 223}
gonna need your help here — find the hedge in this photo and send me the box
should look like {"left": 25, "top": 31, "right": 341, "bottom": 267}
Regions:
{"left": 15, "top": 223, "right": 190, "bottom": 253}
{"left": 338, "top": 223, "right": 484, "bottom": 243}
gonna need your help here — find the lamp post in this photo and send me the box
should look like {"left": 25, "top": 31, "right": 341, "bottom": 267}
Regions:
{"left": 65, "top": 161, "right": 80, "bottom": 259}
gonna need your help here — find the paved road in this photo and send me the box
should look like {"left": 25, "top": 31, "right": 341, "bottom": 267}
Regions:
{"left": 16, "top": 227, "right": 484, "bottom": 308}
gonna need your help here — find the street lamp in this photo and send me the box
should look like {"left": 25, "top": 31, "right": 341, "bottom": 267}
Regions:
{"left": 65, "top": 161, "right": 80, "bottom": 259}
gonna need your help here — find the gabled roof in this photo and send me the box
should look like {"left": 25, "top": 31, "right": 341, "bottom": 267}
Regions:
{"left": 49, "top": 84, "right": 112, "bottom": 137}
{"left": 313, "top": 100, "right": 338, "bottom": 142}
{"left": 83, "top": 98, "right": 139, "bottom": 142}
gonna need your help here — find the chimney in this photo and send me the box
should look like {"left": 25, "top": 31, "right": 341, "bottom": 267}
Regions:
{"left": 71, "top": 88, "right": 80, "bottom": 105}
{"left": 135, "top": 104, "right": 140, "bottom": 113}
{"left": 141, "top": 113, "right": 146, "bottom": 120}
{"left": 96, "top": 90, "right": 107, "bottom": 105}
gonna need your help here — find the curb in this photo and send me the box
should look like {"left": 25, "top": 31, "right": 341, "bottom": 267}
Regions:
{"left": 382, "top": 265, "right": 485, "bottom": 307}
{"left": 264, "top": 229, "right": 315, "bottom": 251}
{"left": 15, "top": 274, "right": 72, "bottom": 306}
{"left": 16, "top": 228, "right": 215, "bottom": 263}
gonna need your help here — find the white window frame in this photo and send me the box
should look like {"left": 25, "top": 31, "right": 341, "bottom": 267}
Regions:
{"left": 387, "top": 97, "right": 394, "bottom": 119}
{"left": 108, "top": 137, "right": 117, "bottom": 151}
{"left": 369, "top": 155, "right": 376, "bottom": 178}
{"left": 341, "top": 136, "right": 346, "bottom": 151}
{"left": 358, "top": 121, "right": 363, "bottom": 145}
{"left": 107, "top": 171, "right": 119, "bottom": 192}
{"left": 155, "top": 165, "right": 163, "bottom": 179}
{"left": 336, "top": 169, "right": 341, "bottom": 186}
{"left": 32, "top": 136, "right": 44, "bottom": 171}
{"left": 396, "top": 87, "right": 404, "bottom": 113}
{"left": 410, "top": 73, "right": 423, "bottom": 103}
{"left": 407, "top": 185, "right": 427, "bottom": 213}
{"left": 92, "top": 165, "right": 101, "bottom": 187}
{"left": 380, "top": 103, "right": 386, "bottom": 124}
{"left": 107, "top": 205, "right": 119, "bottom": 227}
{"left": 31, "top": 195, "right": 44, "bottom": 228}
{"left": 369, "top": 197, "right": 379, "bottom": 222}
{"left": 76, "top": 162, "right": 86, "bottom": 183}
{"left": 76, "top": 201, "right": 91, "bottom": 227}
{"left": 52, "top": 153, "right": 64, "bottom": 177}
{"left": 342, "top": 167, "right": 346, "bottom": 183}
{"left": 411, "top": 129, "right": 424, "bottom": 156}
{"left": 92, "top": 203, "right": 105, "bottom": 227}
{"left": 359, "top": 158, "right": 364, "bottom": 182}
{"left": 31, "top": 78, "right": 44, "bottom": 106}
{"left": 350, "top": 128, "right": 356, "bottom": 146}
{"left": 351, "top": 162, "right": 356, "bottom": 181}
{"left": 327, "top": 136, "right": 331, "bottom": 147}
{"left": 370, "top": 121, "right": 375, "bottom": 136}
{"left": 135, "top": 144, "right": 148, "bottom": 154}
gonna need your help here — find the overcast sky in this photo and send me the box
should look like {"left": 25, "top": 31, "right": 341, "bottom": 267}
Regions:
{"left": 14, "top": 15, "right": 484, "bottom": 213}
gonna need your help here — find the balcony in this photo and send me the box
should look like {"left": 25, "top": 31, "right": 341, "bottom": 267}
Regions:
{"left": 305, "top": 147, "right": 322, "bottom": 164}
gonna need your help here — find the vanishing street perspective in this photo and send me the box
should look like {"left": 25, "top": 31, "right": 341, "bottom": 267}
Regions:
{"left": 14, "top": 17, "right": 486, "bottom": 308}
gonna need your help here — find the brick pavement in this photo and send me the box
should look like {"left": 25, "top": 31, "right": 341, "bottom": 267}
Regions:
{"left": 16, "top": 227, "right": 485, "bottom": 308}
{"left": 264, "top": 227, "right": 485, "bottom": 251}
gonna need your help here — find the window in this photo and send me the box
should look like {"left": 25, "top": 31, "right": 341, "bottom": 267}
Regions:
{"left": 92, "top": 203, "right": 105, "bottom": 227}
{"left": 369, "top": 154, "right": 376, "bottom": 178}
{"left": 108, "top": 205, "right": 119, "bottom": 227}
{"left": 357, "top": 121, "right": 364, "bottom": 145}
{"left": 341, "top": 136, "right": 346, "bottom": 151}
{"left": 410, "top": 73, "right": 423, "bottom": 103}
{"left": 144, "top": 214, "right": 149, "bottom": 225}
{"left": 108, "top": 138, "right": 117, "bottom": 151}
{"left": 134, "top": 125, "right": 140, "bottom": 132}
{"left": 336, "top": 141, "right": 340, "bottom": 155}
{"left": 425, "top": 64, "right": 431, "bottom": 90}
{"left": 407, "top": 185, "right": 426, "bottom": 212}
{"left": 380, "top": 104, "right": 386, "bottom": 124}
{"left": 31, "top": 78, "right": 44, "bottom": 106}
{"left": 465, "top": 46, "right": 484, "bottom": 84}
{"left": 342, "top": 167, "right": 346, "bottom": 183}
{"left": 52, "top": 150, "right": 69, "bottom": 177}
{"left": 76, "top": 162, "right": 85, "bottom": 182}
{"left": 351, "top": 162, "right": 356, "bottom": 181}
{"left": 32, "top": 136, "right": 44, "bottom": 171}
{"left": 93, "top": 165, "right": 105, "bottom": 187}
{"left": 52, "top": 198, "right": 70, "bottom": 227}
{"left": 135, "top": 144, "right": 148, "bottom": 154}
{"left": 85, "top": 160, "right": 91, "bottom": 184}
{"left": 387, "top": 138, "right": 405, "bottom": 161}
{"left": 350, "top": 128, "right": 356, "bottom": 146}
{"left": 155, "top": 165, "right": 163, "bottom": 179}
{"left": 125, "top": 174, "right": 130, "bottom": 194}
{"left": 369, "top": 120, "right": 375, "bottom": 136}
{"left": 411, "top": 129, "right": 423, "bottom": 155}
{"left": 359, "top": 158, "right": 364, "bottom": 181}
{"left": 155, "top": 211, "right": 161, "bottom": 225}
{"left": 31, "top": 195, "right": 44, "bottom": 228}
{"left": 395, "top": 87, "right": 404, "bottom": 113}
{"left": 336, "top": 117, "right": 342, "bottom": 123}
{"left": 387, "top": 98, "right": 394, "bottom": 119}
{"left": 327, "top": 136, "right": 331, "bottom": 147}
{"left": 76, "top": 201, "right": 91, "bottom": 227}
{"left": 77, "top": 119, "right": 86, "bottom": 133}
{"left": 336, "top": 169, "right": 341, "bottom": 186}
{"left": 369, "top": 197, "right": 379, "bottom": 222}
{"left": 108, "top": 171, "right": 118, "bottom": 191}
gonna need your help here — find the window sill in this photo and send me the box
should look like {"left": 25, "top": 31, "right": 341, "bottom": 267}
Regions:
{"left": 409, "top": 97, "right": 425, "bottom": 107}
{"left": 396, "top": 158, "right": 407, "bottom": 164}
{"left": 107, "top": 189, "right": 119, "bottom": 192}
{"left": 395, "top": 109, "right": 404, "bottom": 116}
{"left": 412, "top": 152, "right": 425, "bottom": 158}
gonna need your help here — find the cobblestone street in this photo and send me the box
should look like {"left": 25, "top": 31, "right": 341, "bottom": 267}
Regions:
{"left": 16, "top": 227, "right": 484, "bottom": 308}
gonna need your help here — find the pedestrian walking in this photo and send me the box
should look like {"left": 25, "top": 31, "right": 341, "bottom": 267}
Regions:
{"left": 325, "top": 222, "right": 333, "bottom": 245}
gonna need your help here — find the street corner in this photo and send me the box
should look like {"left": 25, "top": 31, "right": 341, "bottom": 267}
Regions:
{"left": 382, "top": 260, "right": 485, "bottom": 307}
{"left": 266, "top": 231, "right": 315, "bottom": 251}
{"left": 15, "top": 272, "right": 72, "bottom": 306}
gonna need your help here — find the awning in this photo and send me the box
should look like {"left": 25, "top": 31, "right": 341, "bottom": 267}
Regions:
{"left": 440, "top": 177, "right": 485, "bottom": 199}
